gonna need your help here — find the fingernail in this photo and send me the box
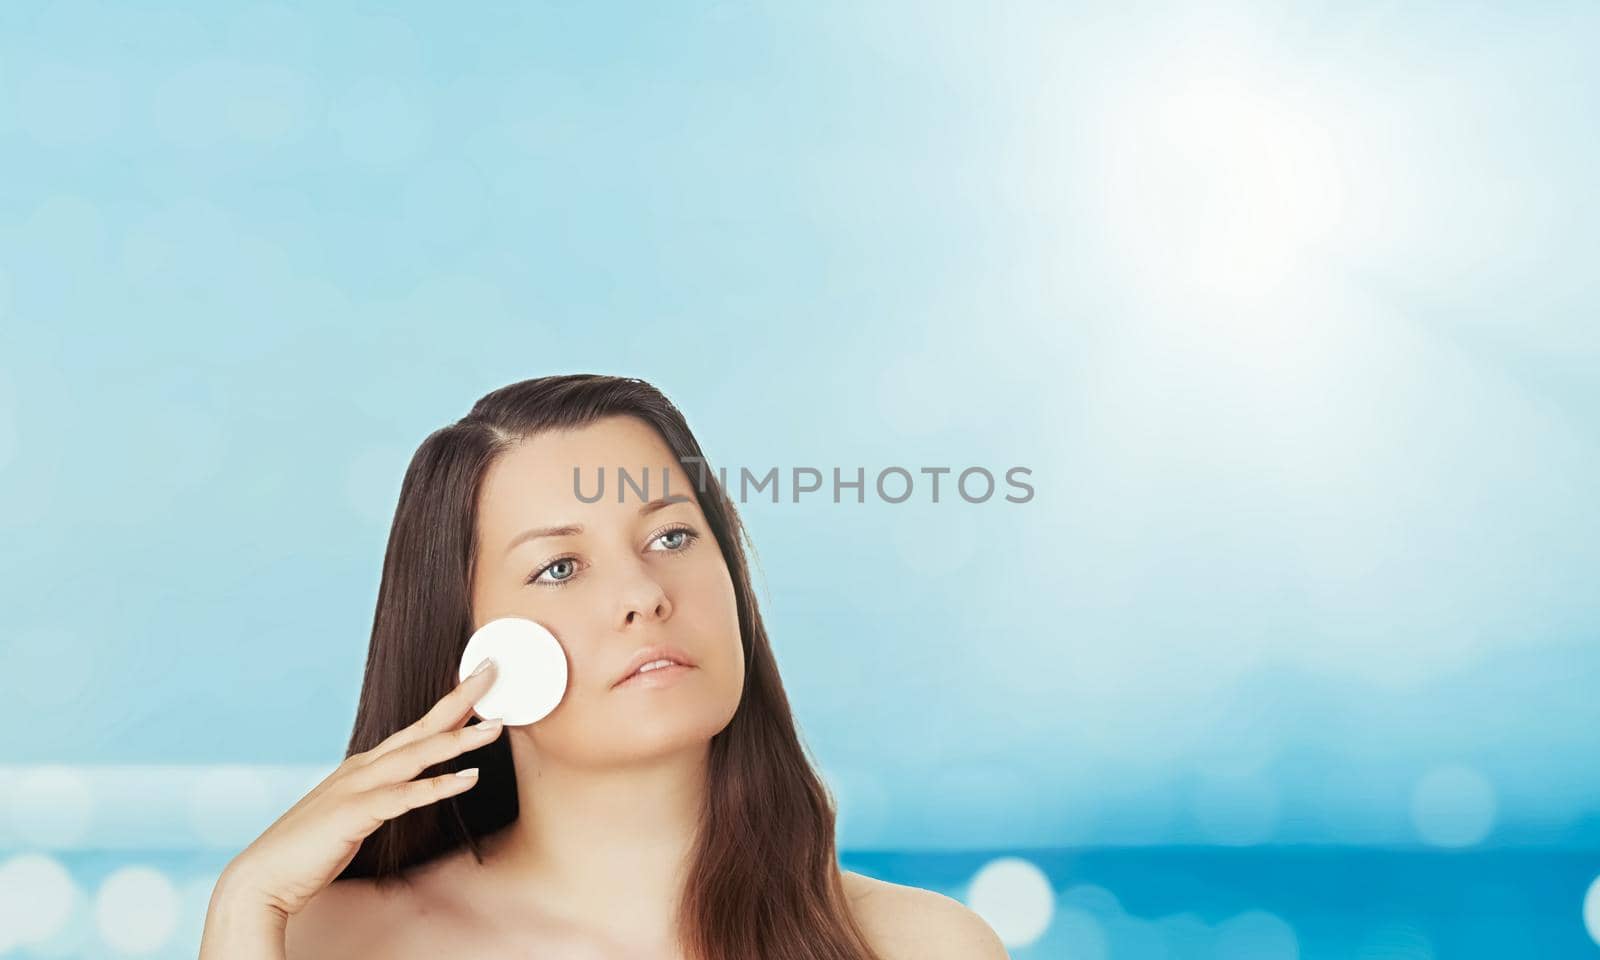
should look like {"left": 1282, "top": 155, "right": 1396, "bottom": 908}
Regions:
{"left": 456, "top": 767, "right": 479, "bottom": 778}
{"left": 475, "top": 718, "right": 503, "bottom": 735}
{"left": 470, "top": 657, "right": 494, "bottom": 678}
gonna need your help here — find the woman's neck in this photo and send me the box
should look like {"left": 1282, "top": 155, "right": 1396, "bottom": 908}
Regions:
{"left": 480, "top": 736, "right": 710, "bottom": 951}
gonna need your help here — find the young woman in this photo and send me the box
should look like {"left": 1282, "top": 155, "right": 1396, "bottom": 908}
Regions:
{"left": 199, "top": 374, "right": 1008, "bottom": 960}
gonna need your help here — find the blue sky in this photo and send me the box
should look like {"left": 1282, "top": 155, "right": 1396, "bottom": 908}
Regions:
{"left": 2, "top": 0, "right": 1597, "bottom": 861}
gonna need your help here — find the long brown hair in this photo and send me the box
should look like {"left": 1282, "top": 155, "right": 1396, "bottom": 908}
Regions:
{"left": 336, "top": 374, "right": 882, "bottom": 960}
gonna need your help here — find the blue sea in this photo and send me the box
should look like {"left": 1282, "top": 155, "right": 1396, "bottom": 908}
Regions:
{"left": 845, "top": 847, "right": 1600, "bottom": 958}
{"left": 7, "top": 846, "right": 1598, "bottom": 958}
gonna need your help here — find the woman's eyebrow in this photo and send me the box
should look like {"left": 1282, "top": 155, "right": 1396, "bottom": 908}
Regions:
{"left": 502, "top": 495, "right": 692, "bottom": 557}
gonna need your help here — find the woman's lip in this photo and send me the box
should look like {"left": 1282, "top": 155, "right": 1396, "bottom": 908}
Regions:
{"left": 613, "top": 644, "right": 698, "bottom": 686}
{"left": 614, "top": 663, "right": 695, "bottom": 689}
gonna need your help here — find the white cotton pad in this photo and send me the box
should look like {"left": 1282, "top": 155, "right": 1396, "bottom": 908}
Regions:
{"left": 457, "top": 617, "right": 569, "bottom": 726}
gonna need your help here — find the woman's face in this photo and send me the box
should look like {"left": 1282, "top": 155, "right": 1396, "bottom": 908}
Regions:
{"left": 468, "top": 414, "right": 743, "bottom": 766}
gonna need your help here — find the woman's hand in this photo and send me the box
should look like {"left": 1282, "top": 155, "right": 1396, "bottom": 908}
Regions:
{"left": 212, "top": 657, "right": 503, "bottom": 921}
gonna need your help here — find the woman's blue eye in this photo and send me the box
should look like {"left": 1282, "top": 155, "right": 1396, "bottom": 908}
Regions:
{"left": 525, "top": 525, "right": 699, "bottom": 588}
{"left": 648, "top": 525, "right": 699, "bottom": 554}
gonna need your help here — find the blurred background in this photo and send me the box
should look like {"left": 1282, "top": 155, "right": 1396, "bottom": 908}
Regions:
{"left": 2, "top": 1, "right": 1598, "bottom": 957}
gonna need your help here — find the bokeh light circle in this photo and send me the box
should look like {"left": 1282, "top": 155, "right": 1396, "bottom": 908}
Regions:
{"left": 190, "top": 765, "right": 276, "bottom": 849}
{"left": 966, "top": 856, "right": 1054, "bottom": 947}
{"left": 1055, "top": 906, "right": 1110, "bottom": 960}
{"left": 1215, "top": 908, "right": 1299, "bottom": 959}
{"left": 0, "top": 853, "right": 79, "bottom": 948}
{"left": 1583, "top": 873, "right": 1600, "bottom": 948}
{"left": 1410, "top": 764, "right": 1497, "bottom": 847}
{"left": 95, "top": 866, "right": 179, "bottom": 955}
{"left": 8, "top": 766, "right": 94, "bottom": 847}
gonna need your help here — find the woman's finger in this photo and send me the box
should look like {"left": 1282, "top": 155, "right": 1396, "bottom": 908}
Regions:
{"left": 363, "top": 658, "right": 498, "bottom": 759}
{"left": 347, "top": 717, "right": 504, "bottom": 791}
{"left": 357, "top": 767, "right": 482, "bottom": 823}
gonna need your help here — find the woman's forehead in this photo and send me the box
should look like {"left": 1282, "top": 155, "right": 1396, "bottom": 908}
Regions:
{"left": 478, "top": 418, "right": 699, "bottom": 524}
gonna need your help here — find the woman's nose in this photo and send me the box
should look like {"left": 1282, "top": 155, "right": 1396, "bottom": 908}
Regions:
{"left": 612, "top": 558, "right": 673, "bottom": 627}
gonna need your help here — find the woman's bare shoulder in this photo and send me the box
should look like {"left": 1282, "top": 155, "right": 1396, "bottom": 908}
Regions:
{"left": 840, "top": 870, "right": 1010, "bottom": 960}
